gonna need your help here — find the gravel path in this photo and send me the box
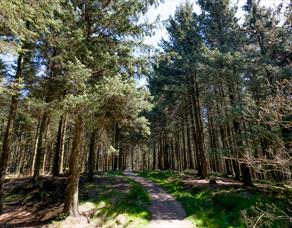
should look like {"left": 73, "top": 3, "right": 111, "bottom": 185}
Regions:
{"left": 124, "top": 171, "right": 195, "bottom": 228}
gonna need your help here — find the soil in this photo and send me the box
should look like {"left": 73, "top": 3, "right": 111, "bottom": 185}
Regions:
{"left": 0, "top": 175, "right": 131, "bottom": 228}
{"left": 0, "top": 176, "right": 66, "bottom": 227}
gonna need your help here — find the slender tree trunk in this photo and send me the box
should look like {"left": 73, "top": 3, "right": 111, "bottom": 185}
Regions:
{"left": 63, "top": 115, "right": 84, "bottom": 217}
{"left": 193, "top": 74, "right": 208, "bottom": 178}
{"left": 181, "top": 117, "right": 187, "bottom": 169}
{"left": 88, "top": 130, "right": 97, "bottom": 181}
{"left": 42, "top": 126, "right": 50, "bottom": 174}
{"left": 33, "top": 112, "right": 49, "bottom": 183}
{"left": 118, "top": 147, "right": 122, "bottom": 170}
{"left": 0, "top": 53, "right": 24, "bottom": 212}
{"left": 158, "top": 134, "right": 163, "bottom": 170}
{"left": 232, "top": 159, "right": 241, "bottom": 180}
{"left": 174, "top": 134, "right": 181, "bottom": 170}
{"left": 152, "top": 143, "right": 156, "bottom": 170}
{"left": 31, "top": 117, "right": 41, "bottom": 175}
{"left": 131, "top": 148, "right": 134, "bottom": 171}
{"left": 187, "top": 96, "right": 198, "bottom": 172}
{"left": 241, "top": 163, "right": 252, "bottom": 186}
{"left": 184, "top": 110, "right": 193, "bottom": 170}
{"left": 17, "top": 139, "right": 25, "bottom": 176}
{"left": 96, "top": 149, "right": 100, "bottom": 171}
{"left": 52, "top": 116, "right": 64, "bottom": 176}
{"left": 59, "top": 115, "right": 67, "bottom": 174}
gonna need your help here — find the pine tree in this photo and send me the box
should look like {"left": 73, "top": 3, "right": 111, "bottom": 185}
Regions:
{"left": 0, "top": 0, "right": 62, "bottom": 211}
{"left": 149, "top": 3, "right": 208, "bottom": 177}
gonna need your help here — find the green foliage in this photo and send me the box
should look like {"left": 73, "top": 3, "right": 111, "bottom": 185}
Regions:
{"left": 126, "top": 181, "right": 150, "bottom": 209}
{"left": 148, "top": 0, "right": 291, "bottom": 177}
{"left": 0, "top": 0, "right": 62, "bottom": 51}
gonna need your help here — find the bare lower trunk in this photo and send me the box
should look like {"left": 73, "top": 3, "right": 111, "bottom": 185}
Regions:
{"left": 63, "top": 115, "right": 84, "bottom": 216}
{"left": 59, "top": 116, "right": 67, "bottom": 174}
{"left": 152, "top": 144, "right": 156, "bottom": 170}
{"left": 52, "top": 115, "right": 66, "bottom": 176}
{"left": 88, "top": 130, "right": 97, "bottom": 181}
{"left": 193, "top": 75, "right": 208, "bottom": 178}
{"left": 0, "top": 53, "right": 24, "bottom": 212}
{"left": 241, "top": 163, "right": 253, "bottom": 186}
{"left": 33, "top": 112, "right": 49, "bottom": 183}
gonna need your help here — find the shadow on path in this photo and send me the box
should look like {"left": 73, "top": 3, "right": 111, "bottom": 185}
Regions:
{"left": 124, "top": 171, "right": 195, "bottom": 227}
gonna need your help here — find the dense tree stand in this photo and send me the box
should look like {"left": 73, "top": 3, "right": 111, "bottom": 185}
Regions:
{"left": 0, "top": 0, "right": 291, "bottom": 223}
{"left": 0, "top": 53, "right": 24, "bottom": 212}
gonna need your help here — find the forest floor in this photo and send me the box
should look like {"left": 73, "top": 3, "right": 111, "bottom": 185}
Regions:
{"left": 0, "top": 171, "right": 291, "bottom": 227}
{"left": 139, "top": 171, "right": 292, "bottom": 227}
{"left": 0, "top": 171, "right": 150, "bottom": 227}
{"left": 0, "top": 176, "right": 66, "bottom": 227}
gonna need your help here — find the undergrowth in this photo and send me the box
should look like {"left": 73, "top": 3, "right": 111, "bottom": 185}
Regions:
{"left": 139, "top": 171, "right": 291, "bottom": 228}
{"left": 4, "top": 178, "right": 65, "bottom": 204}
{"left": 79, "top": 171, "right": 150, "bottom": 227}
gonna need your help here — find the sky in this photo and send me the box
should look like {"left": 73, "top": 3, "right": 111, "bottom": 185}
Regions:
{"left": 143, "top": 0, "right": 286, "bottom": 47}
{"left": 135, "top": 0, "right": 286, "bottom": 87}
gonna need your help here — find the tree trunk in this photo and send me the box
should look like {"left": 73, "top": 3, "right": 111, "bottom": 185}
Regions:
{"left": 181, "top": 117, "right": 187, "bottom": 169}
{"left": 241, "top": 163, "right": 253, "bottom": 186}
{"left": 187, "top": 96, "right": 198, "bottom": 172}
{"left": 31, "top": 117, "right": 41, "bottom": 176}
{"left": 63, "top": 115, "right": 84, "bottom": 217}
{"left": 88, "top": 130, "right": 97, "bottom": 181}
{"left": 193, "top": 74, "right": 208, "bottom": 178}
{"left": 52, "top": 116, "right": 64, "bottom": 176}
{"left": 152, "top": 143, "right": 156, "bottom": 170}
{"left": 33, "top": 112, "right": 49, "bottom": 183}
{"left": 0, "top": 53, "right": 24, "bottom": 212}
{"left": 185, "top": 108, "right": 193, "bottom": 170}
{"left": 59, "top": 115, "right": 67, "bottom": 174}
{"left": 232, "top": 159, "right": 241, "bottom": 181}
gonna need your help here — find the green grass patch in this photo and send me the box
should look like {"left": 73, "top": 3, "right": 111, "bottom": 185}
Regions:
{"left": 139, "top": 171, "right": 291, "bottom": 228}
{"left": 79, "top": 172, "right": 150, "bottom": 227}
{"left": 105, "top": 170, "right": 125, "bottom": 177}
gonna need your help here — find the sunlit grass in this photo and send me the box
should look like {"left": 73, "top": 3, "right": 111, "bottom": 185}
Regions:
{"left": 139, "top": 171, "right": 291, "bottom": 228}
{"left": 79, "top": 172, "right": 151, "bottom": 227}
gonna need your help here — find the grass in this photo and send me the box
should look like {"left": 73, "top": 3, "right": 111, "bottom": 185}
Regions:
{"left": 79, "top": 171, "right": 151, "bottom": 227}
{"left": 105, "top": 170, "right": 125, "bottom": 177}
{"left": 139, "top": 171, "right": 292, "bottom": 228}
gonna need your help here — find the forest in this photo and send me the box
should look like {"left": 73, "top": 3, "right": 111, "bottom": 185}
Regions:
{"left": 0, "top": 0, "right": 291, "bottom": 227}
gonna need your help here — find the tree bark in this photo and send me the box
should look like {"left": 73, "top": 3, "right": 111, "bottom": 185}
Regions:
{"left": 59, "top": 115, "right": 67, "bottom": 174}
{"left": 88, "top": 129, "right": 97, "bottom": 181}
{"left": 52, "top": 115, "right": 65, "bottom": 176}
{"left": 152, "top": 143, "right": 156, "bottom": 170}
{"left": 33, "top": 111, "right": 49, "bottom": 183}
{"left": 63, "top": 115, "right": 84, "bottom": 217}
{"left": 193, "top": 74, "right": 208, "bottom": 178}
{"left": 241, "top": 163, "right": 252, "bottom": 186}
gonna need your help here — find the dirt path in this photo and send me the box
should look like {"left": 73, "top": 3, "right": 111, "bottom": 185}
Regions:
{"left": 124, "top": 171, "right": 195, "bottom": 228}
